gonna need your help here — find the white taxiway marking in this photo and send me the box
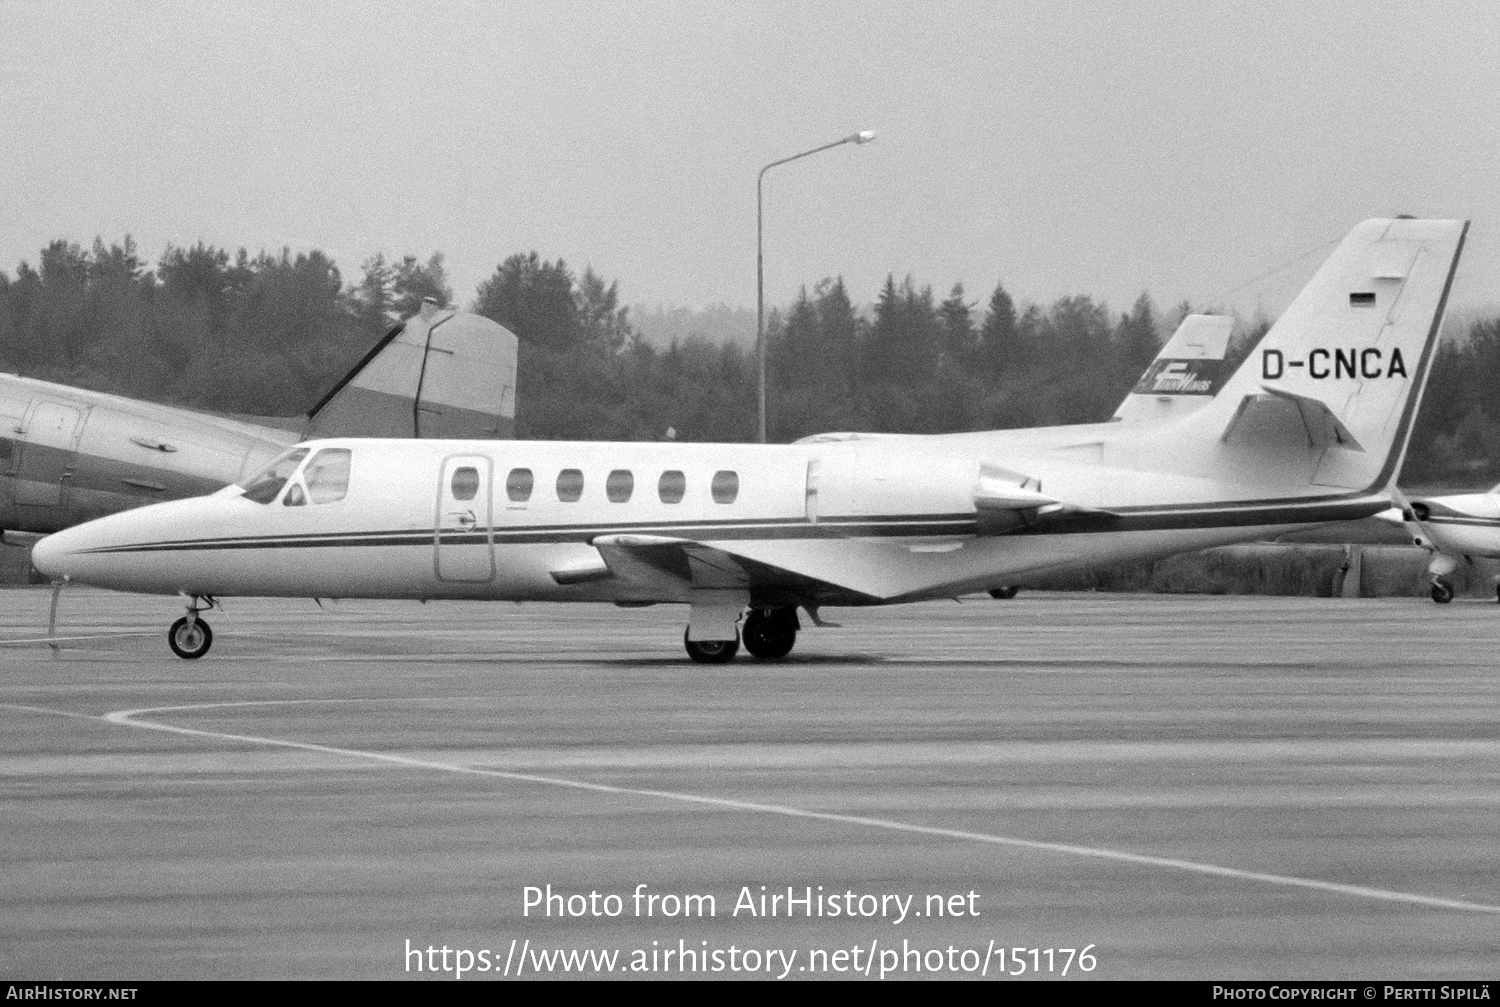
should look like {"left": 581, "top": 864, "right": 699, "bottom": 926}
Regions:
{"left": 15, "top": 696, "right": 1485, "bottom": 916}
{"left": 0, "top": 633, "right": 155, "bottom": 646}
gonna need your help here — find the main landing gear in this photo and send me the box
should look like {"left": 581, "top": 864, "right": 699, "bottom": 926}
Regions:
{"left": 682, "top": 606, "right": 800, "bottom": 664}
{"left": 742, "top": 607, "right": 799, "bottom": 660}
{"left": 168, "top": 597, "right": 215, "bottom": 659}
{"left": 1431, "top": 578, "right": 1455, "bottom": 605}
{"left": 683, "top": 630, "right": 738, "bottom": 664}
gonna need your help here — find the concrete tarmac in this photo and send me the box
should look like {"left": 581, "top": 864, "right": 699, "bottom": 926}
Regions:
{"left": 2, "top": 587, "right": 1498, "bottom": 981}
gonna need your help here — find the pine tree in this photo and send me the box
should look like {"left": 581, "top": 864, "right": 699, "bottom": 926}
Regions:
{"left": 978, "top": 280, "right": 1018, "bottom": 378}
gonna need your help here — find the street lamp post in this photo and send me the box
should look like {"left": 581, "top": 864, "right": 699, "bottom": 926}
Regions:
{"left": 756, "top": 130, "right": 875, "bottom": 443}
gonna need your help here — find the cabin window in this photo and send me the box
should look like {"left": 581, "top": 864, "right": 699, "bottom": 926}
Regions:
{"left": 305, "top": 448, "right": 352, "bottom": 504}
{"left": 507, "top": 468, "right": 533, "bottom": 502}
{"left": 606, "top": 469, "right": 633, "bottom": 503}
{"left": 556, "top": 468, "right": 584, "bottom": 502}
{"left": 450, "top": 465, "right": 480, "bottom": 502}
{"left": 711, "top": 469, "right": 739, "bottom": 504}
{"left": 283, "top": 483, "right": 307, "bottom": 507}
{"left": 240, "top": 447, "right": 310, "bottom": 505}
{"left": 658, "top": 470, "right": 685, "bottom": 504}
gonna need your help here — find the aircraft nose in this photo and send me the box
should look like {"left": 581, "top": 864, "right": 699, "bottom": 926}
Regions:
{"left": 30, "top": 528, "right": 78, "bottom": 580}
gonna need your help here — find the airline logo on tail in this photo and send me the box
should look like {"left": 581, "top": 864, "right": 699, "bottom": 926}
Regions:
{"left": 1113, "top": 313, "right": 1233, "bottom": 422}
{"left": 1133, "top": 358, "right": 1220, "bottom": 395}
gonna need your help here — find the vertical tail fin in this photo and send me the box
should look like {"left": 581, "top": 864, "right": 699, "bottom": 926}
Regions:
{"left": 1211, "top": 217, "right": 1467, "bottom": 492}
{"left": 1112, "top": 313, "right": 1234, "bottom": 423}
{"left": 304, "top": 306, "right": 518, "bottom": 439}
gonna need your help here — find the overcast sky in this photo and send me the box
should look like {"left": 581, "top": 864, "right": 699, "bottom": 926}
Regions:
{"left": 5, "top": 1, "right": 1499, "bottom": 323}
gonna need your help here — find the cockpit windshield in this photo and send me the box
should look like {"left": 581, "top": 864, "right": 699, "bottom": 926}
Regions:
{"left": 239, "top": 447, "right": 310, "bottom": 504}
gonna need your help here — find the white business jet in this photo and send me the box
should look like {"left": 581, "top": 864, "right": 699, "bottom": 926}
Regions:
{"left": 31, "top": 219, "right": 1468, "bottom": 662}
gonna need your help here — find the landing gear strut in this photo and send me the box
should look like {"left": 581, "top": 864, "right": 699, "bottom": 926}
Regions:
{"left": 1431, "top": 579, "right": 1455, "bottom": 605}
{"left": 168, "top": 597, "right": 215, "bottom": 659}
{"left": 742, "top": 607, "right": 799, "bottom": 660}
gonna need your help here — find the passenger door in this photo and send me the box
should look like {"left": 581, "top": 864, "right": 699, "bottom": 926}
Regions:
{"left": 434, "top": 455, "right": 495, "bottom": 582}
{"left": 15, "top": 402, "right": 84, "bottom": 514}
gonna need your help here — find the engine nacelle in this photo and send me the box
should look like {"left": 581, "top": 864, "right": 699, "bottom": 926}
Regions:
{"left": 804, "top": 450, "right": 1050, "bottom": 537}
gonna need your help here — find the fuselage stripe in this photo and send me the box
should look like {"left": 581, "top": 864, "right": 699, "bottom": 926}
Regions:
{"left": 76, "top": 497, "right": 1388, "bottom": 555}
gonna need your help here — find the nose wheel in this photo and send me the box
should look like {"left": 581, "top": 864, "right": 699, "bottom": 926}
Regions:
{"left": 168, "top": 597, "right": 216, "bottom": 658}
{"left": 1431, "top": 579, "right": 1455, "bottom": 604}
{"left": 168, "top": 616, "right": 213, "bottom": 658}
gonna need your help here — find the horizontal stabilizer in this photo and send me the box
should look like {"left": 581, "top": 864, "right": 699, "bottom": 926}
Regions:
{"left": 305, "top": 306, "right": 518, "bottom": 440}
{"left": 1261, "top": 386, "right": 1365, "bottom": 451}
{"left": 1220, "top": 386, "right": 1364, "bottom": 453}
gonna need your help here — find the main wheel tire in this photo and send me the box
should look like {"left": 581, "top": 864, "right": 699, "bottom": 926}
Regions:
{"left": 168, "top": 616, "right": 213, "bottom": 659}
{"left": 1431, "top": 580, "right": 1455, "bottom": 605}
{"left": 684, "top": 630, "right": 739, "bottom": 664}
{"left": 742, "top": 609, "right": 797, "bottom": 660}
{"left": 988, "top": 586, "right": 1019, "bottom": 600}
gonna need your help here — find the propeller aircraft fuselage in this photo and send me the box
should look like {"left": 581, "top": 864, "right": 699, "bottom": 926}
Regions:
{"left": 1, "top": 306, "right": 516, "bottom": 546}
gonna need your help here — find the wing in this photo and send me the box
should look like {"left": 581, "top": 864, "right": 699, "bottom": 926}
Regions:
{"left": 563, "top": 533, "right": 882, "bottom": 608}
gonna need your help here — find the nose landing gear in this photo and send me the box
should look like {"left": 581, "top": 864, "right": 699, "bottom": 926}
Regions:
{"left": 168, "top": 597, "right": 215, "bottom": 659}
{"left": 1426, "top": 551, "right": 1460, "bottom": 605}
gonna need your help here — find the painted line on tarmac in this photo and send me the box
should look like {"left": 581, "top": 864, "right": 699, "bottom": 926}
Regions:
{"left": 0, "top": 701, "right": 123, "bottom": 722}
{"left": 0, "top": 633, "right": 156, "bottom": 646}
{"left": 100, "top": 698, "right": 1500, "bottom": 917}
